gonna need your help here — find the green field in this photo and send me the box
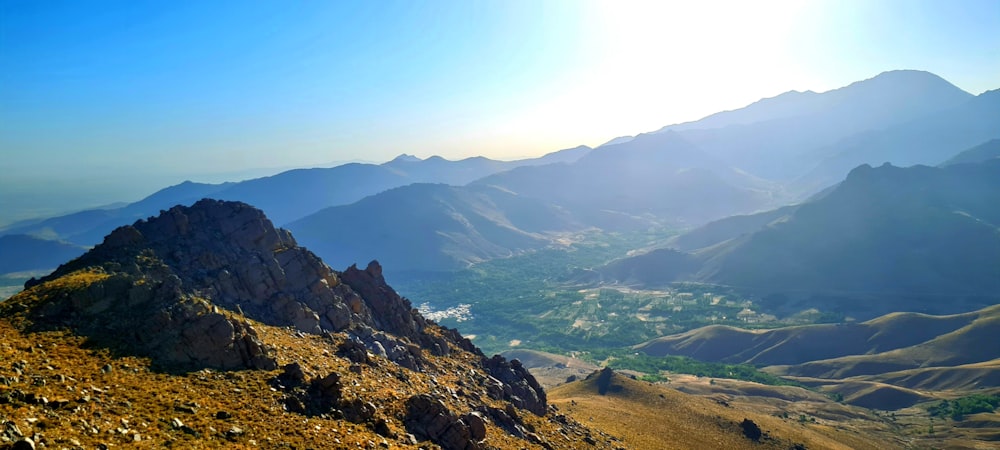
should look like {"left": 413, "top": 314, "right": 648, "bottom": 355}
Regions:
{"left": 392, "top": 229, "right": 825, "bottom": 356}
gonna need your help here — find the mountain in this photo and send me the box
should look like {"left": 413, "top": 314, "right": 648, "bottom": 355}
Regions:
{"left": 1, "top": 147, "right": 592, "bottom": 247}
{"left": 0, "top": 199, "right": 620, "bottom": 449}
{"left": 659, "top": 70, "right": 974, "bottom": 180}
{"left": 698, "top": 161, "right": 1000, "bottom": 303}
{"left": 662, "top": 205, "right": 799, "bottom": 252}
{"left": 792, "top": 88, "right": 1000, "bottom": 194}
{"left": 287, "top": 183, "right": 584, "bottom": 273}
{"left": 0, "top": 180, "right": 232, "bottom": 245}
{"left": 548, "top": 368, "right": 903, "bottom": 449}
{"left": 0, "top": 234, "right": 88, "bottom": 273}
{"left": 636, "top": 304, "right": 1000, "bottom": 410}
{"left": 474, "top": 131, "right": 777, "bottom": 229}
{"left": 591, "top": 160, "right": 1000, "bottom": 317}
{"left": 578, "top": 248, "right": 700, "bottom": 286}
{"left": 940, "top": 138, "right": 1000, "bottom": 167}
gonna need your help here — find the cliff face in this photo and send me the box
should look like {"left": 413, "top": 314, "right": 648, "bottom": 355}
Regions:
{"left": 7, "top": 200, "right": 547, "bottom": 425}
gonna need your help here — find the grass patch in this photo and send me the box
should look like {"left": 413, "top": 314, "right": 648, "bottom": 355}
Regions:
{"left": 594, "top": 350, "right": 808, "bottom": 388}
{"left": 927, "top": 393, "right": 1000, "bottom": 420}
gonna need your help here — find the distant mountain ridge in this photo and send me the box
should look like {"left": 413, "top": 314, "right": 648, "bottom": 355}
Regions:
{"left": 791, "top": 87, "right": 1000, "bottom": 194}
{"left": 287, "top": 183, "right": 585, "bottom": 273}
{"left": 0, "top": 146, "right": 591, "bottom": 249}
{"left": 591, "top": 158, "right": 1000, "bottom": 317}
{"left": 651, "top": 70, "right": 977, "bottom": 182}
{"left": 5, "top": 69, "right": 998, "bottom": 280}
{"left": 474, "top": 131, "right": 778, "bottom": 229}
{"left": 939, "top": 138, "right": 1000, "bottom": 167}
{"left": 0, "top": 234, "right": 88, "bottom": 273}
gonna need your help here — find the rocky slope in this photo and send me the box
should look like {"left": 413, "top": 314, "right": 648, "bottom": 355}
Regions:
{"left": 0, "top": 199, "right": 607, "bottom": 449}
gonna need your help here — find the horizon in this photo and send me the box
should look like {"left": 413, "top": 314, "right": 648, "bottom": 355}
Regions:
{"left": 2, "top": 0, "right": 999, "bottom": 221}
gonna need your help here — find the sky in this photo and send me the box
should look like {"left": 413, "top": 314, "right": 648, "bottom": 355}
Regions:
{"left": 1, "top": 0, "right": 999, "bottom": 219}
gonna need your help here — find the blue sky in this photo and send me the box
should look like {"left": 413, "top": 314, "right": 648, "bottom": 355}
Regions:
{"left": 1, "top": 0, "right": 999, "bottom": 216}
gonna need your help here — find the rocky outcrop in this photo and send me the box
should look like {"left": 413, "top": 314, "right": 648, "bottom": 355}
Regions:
{"left": 31, "top": 200, "right": 358, "bottom": 335}
{"left": 18, "top": 200, "right": 460, "bottom": 372}
{"left": 24, "top": 262, "right": 276, "bottom": 371}
{"left": 404, "top": 394, "right": 483, "bottom": 450}
{"left": 9, "top": 199, "right": 555, "bottom": 434}
{"left": 482, "top": 355, "right": 547, "bottom": 416}
{"left": 341, "top": 261, "right": 452, "bottom": 356}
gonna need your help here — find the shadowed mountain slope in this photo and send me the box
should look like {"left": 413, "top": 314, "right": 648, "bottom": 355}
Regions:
{"left": 287, "top": 183, "right": 584, "bottom": 273}
{"left": 475, "top": 131, "right": 776, "bottom": 229}
{"left": 792, "top": 87, "right": 1000, "bottom": 194}
{"left": 594, "top": 160, "right": 1000, "bottom": 316}
{"left": 1, "top": 147, "right": 592, "bottom": 247}
{"left": 0, "top": 234, "right": 88, "bottom": 273}
{"left": 696, "top": 160, "right": 1000, "bottom": 299}
{"left": 940, "top": 138, "right": 1000, "bottom": 167}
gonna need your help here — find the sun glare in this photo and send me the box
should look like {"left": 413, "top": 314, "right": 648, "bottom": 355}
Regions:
{"left": 472, "top": 1, "right": 818, "bottom": 155}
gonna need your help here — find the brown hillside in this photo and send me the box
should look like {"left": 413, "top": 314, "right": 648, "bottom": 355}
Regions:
{"left": 635, "top": 307, "right": 995, "bottom": 367}
{"left": 548, "top": 369, "right": 907, "bottom": 450}
{"left": 772, "top": 311, "right": 1000, "bottom": 380}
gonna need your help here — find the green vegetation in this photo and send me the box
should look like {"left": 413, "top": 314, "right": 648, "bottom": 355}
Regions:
{"left": 592, "top": 350, "right": 808, "bottom": 388}
{"left": 394, "top": 229, "right": 817, "bottom": 356}
{"left": 927, "top": 394, "right": 1000, "bottom": 420}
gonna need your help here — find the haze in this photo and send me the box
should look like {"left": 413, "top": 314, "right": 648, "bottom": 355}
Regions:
{"left": 1, "top": 0, "right": 998, "bottom": 223}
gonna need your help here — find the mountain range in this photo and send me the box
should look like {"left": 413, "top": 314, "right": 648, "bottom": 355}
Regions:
{"left": 0, "top": 147, "right": 589, "bottom": 269}
{"left": 591, "top": 158, "right": 1000, "bottom": 318}
{"left": 0, "top": 200, "right": 623, "bottom": 449}
{"left": 636, "top": 304, "right": 1000, "bottom": 410}
{"left": 2, "top": 70, "right": 998, "bottom": 280}
{"left": 287, "top": 183, "right": 584, "bottom": 272}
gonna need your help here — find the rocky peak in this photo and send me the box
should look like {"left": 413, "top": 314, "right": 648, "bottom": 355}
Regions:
{"left": 12, "top": 199, "right": 546, "bottom": 415}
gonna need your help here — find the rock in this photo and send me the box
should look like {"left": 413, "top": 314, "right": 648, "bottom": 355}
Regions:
{"left": 341, "top": 261, "right": 445, "bottom": 355}
{"left": 741, "top": 418, "right": 762, "bottom": 441}
{"left": 215, "top": 410, "right": 232, "bottom": 420}
{"left": 336, "top": 339, "right": 371, "bottom": 364}
{"left": 593, "top": 367, "right": 617, "bottom": 395}
{"left": 10, "top": 438, "right": 35, "bottom": 450}
{"left": 462, "top": 412, "right": 487, "bottom": 441}
{"left": 12, "top": 200, "right": 478, "bottom": 373}
{"left": 277, "top": 363, "right": 307, "bottom": 388}
{"left": 404, "top": 394, "right": 481, "bottom": 450}
{"left": 341, "top": 399, "right": 377, "bottom": 423}
{"left": 313, "top": 372, "right": 343, "bottom": 400}
{"left": 226, "top": 426, "right": 244, "bottom": 441}
{"left": 482, "top": 355, "right": 547, "bottom": 416}
{"left": 373, "top": 418, "right": 394, "bottom": 438}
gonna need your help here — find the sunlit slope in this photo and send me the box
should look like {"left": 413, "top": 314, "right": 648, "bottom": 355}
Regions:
{"left": 636, "top": 306, "right": 997, "bottom": 367}
{"left": 548, "top": 369, "right": 904, "bottom": 449}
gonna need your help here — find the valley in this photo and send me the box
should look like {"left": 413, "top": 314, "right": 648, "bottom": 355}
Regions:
{"left": 3, "top": 68, "right": 999, "bottom": 449}
{"left": 391, "top": 228, "right": 827, "bottom": 357}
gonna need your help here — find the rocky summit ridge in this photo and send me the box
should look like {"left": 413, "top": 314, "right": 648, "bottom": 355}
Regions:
{"left": 0, "top": 199, "right": 584, "bottom": 449}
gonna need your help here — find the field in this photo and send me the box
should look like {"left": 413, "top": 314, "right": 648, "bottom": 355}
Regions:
{"left": 392, "top": 229, "right": 835, "bottom": 356}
